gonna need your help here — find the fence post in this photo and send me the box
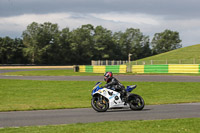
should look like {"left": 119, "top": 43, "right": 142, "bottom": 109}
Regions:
{"left": 151, "top": 60, "right": 153, "bottom": 65}
{"left": 166, "top": 59, "right": 168, "bottom": 64}
{"left": 92, "top": 60, "right": 95, "bottom": 65}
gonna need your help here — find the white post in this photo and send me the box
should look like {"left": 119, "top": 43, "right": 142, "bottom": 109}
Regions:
{"left": 128, "top": 53, "right": 133, "bottom": 72}
{"left": 128, "top": 53, "right": 132, "bottom": 63}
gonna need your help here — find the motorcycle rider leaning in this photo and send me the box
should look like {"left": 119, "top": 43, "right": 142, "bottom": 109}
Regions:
{"left": 103, "top": 72, "right": 127, "bottom": 101}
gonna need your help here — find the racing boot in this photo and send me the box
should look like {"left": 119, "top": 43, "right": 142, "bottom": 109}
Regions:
{"left": 121, "top": 89, "right": 127, "bottom": 102}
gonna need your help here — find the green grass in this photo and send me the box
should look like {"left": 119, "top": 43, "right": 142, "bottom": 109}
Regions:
{"left": 0, "top": 79, "right": 200, "bottom": 111}
{"left": 0, "top": 118, "right": 199, "bottom": 133}
{"left": 132, "top": 44, "right": 200, "bottom": 65}
{"left": 1, "top": 69, "right": 200, "bottom": 76}
{"left": 0, "top": 69, "right": 102, "bottom": 76}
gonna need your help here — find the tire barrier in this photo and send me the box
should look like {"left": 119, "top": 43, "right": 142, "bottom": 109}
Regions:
{"left": 132, "top": 64, "right": 200, "bottom": 73}
{"left": 168, "top": 64, "right": 199, "bottom": 73}
{"left": 79, "top": 65, "right": 126, "bottom": 73}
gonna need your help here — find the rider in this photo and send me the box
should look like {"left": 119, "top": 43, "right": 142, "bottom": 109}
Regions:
{"left": 103, "top": 71, "right": 127, "bottom": 100}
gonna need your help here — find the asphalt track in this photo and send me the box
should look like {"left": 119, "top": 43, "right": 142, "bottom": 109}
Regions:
{"left": 0, "top": 69, "right": 200, "bottom": 128}
{"left": 0, "top": 103, "right": 200, "bottom": 127}
{"left": 1, "top": 69, "right": 200, "bottom": 82}
{"left": 1, "top": 75, "right": 200, "bottom": 82}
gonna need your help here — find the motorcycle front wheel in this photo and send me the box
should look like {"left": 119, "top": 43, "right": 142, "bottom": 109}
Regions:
{"left": 91, "top": 96, "right": 109, "bottom": 112}
{"left": 128, "top": 94, "right": 145, "bottom": 110}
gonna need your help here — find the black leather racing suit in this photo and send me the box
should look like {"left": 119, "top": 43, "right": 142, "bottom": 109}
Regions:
{"left": 104, "top": 77, "right": 126, "bottom": 97}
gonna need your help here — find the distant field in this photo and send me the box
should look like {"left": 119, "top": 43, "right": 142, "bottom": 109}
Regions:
{"left": 1, "top": 118, "right": 199, "bottom": 133}
{"left": 0, "top": 79, "right": 200, "bottom": 111}
{"left": 132, "top": 44, "right": 200, "bottom": 65}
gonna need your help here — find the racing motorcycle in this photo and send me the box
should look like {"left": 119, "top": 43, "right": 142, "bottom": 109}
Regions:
{"left": 91, "top": 82, "right": 145, "bottom": 112}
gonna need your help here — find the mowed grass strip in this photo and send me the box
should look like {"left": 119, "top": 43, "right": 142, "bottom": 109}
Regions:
{"left": 0, "top": 118, "right": 199, "bottom": 133}
{"left": 0, "top": 79, "right": 94, "bottom": 111}
{"left": 0, "top": 79, "right": 200, "bottom": 111}
{"left": 0, "top": 69, "right": 102, "bottom": 76}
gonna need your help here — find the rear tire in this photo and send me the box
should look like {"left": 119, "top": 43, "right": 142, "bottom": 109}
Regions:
{"left": 91, "top": 95, "right": 109, "bottom": 112}
{"left": 128, "top": 94, "right": 145, "bottom": 110}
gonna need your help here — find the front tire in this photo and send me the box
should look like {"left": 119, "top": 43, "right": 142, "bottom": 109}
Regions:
{"left": 128, "top": 94, "right": 145, "bottom": 110}
{"left": 91, "top": 95, "right": 109, "bottom": 112}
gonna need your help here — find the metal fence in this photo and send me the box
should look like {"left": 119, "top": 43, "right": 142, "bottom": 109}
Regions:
{"left": 91, "top": 59, "right": 200, "bottom": 73}
{"left": 130, "top": 59, "right": 200, "bottom": 65}
{"left": 91, "top": 60, "right": 128, "bottom": 65}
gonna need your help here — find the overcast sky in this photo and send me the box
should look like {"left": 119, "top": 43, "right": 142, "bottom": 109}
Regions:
{"left": 0, "top": 0, "right": 200, "bottom": 47}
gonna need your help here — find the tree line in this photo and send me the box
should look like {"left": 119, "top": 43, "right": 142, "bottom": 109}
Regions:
{"left": 0, "top": 22, "right": 182, "bottom": 65}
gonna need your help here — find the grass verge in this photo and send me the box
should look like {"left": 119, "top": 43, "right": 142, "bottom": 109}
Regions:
{"left": 0, "top": 79, "right": 200, "bottom": 111}
{"left": 0, "top": 118, "right": 200, "bottom": 133}
{"left": 0, "top": 69, "right": 102, "bottom": 76}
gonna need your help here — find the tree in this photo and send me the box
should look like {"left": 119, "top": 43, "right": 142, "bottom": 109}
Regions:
{"left": 0, "top": 37, "right": 13, "bottom": 64}
{"left": 12, "top": 38, "right": 27, "bottom": 64}
{"left": 38, "top": 22, "right": 61, "bottom": 64}
{"left": 0, "top": 37, "right": 25, "bottom": 64}
{"left": 22, "top": 22, "right": 41, "bottom": 64}
{"left": 93, "top": 26, "right": 115, "bottom": 60}
{"left": 151, "top": 29, "right": 182, "bottom": 54}
{"left": 70, "top": 24, "right": 94, "bottom": 64}
{"left": 1, "top": 21, "right": 184, "bottom": 65}
{"left": 114, "top": 28, "right": 151, "bottom": 60}
{"left": 22, "top": 22, "right": 60, "bottom": 64}
{"left": 58, "top": 27, "right": 72, "bottom": 64}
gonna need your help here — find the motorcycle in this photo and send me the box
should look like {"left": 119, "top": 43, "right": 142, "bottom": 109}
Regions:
{"left": 91, "top": 82, "right": 145, "bottom": 112}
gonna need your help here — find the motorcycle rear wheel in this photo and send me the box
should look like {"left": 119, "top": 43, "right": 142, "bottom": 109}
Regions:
{"left": 91, "top": 96, "right": 109, "bottom": 112}
{"left": 128, "top": 94, "right": 145, "bottom": 110}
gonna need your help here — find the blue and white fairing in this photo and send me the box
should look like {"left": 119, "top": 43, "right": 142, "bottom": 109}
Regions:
{"left": 126, "top": 85, "right": 137, "bottom": 92}
{"left": 92, "top": 82, "right": 129, "bottom": 108}
{"left": 91, "top": 82, "right": 102, "bottom": 95}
